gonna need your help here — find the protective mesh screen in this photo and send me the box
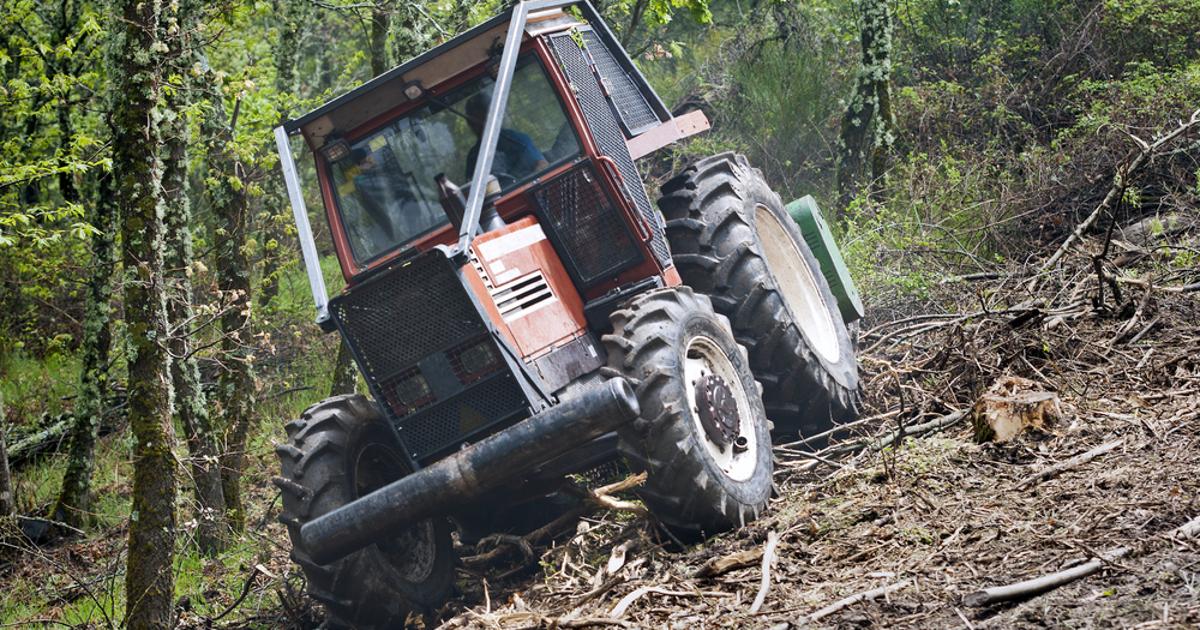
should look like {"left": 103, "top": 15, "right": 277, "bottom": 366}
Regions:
{"left": 580, "top": 30, "right": 659, "bottom": 134}
{"left": 399, "top": 373, "right": 527, "bottom": 462}
{"left": 330, "top": 250, "right": 528, "bottom": 462}
{"left": 548, "top": 32, "right": 673, "bottom": 267}
{"left": 331, "top": 251, "right": 485, "bottom": 379}
{"left": 534, "top": 163, "right": 642, "bottom": 286}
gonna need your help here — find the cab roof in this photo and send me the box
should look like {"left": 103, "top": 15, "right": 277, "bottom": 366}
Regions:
{"left": 282, "top": 6, "right": 581, "bottom": 151}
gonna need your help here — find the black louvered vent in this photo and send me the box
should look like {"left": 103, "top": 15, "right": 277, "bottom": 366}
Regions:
{"left": 549, "top": 31, "right": 673, "bottom": 268}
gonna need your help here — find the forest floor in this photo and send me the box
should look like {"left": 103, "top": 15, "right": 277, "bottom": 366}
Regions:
{"left": 2, "top": 221, "right": 1199, "bottom": 629}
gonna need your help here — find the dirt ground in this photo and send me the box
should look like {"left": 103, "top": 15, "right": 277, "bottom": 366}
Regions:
{"left": 3, "top": 227, "right": 1198, "bottom": 629}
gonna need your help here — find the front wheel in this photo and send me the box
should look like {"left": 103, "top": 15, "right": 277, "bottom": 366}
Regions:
{"left": 273, "top": 395, "right": 456, "bottom": 629}
{"left": 605, "top": 287, "right": 773, "bottom": 536}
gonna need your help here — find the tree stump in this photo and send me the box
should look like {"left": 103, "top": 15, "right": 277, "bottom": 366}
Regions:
{"left": 971, "top": 376, "right": 1061, "bottom": 442}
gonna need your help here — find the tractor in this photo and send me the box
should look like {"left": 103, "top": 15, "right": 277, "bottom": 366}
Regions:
{"left": 272, "top": 1, "right": 862, "bottom": 626}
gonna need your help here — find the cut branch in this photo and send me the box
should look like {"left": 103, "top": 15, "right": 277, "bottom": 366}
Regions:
{"left": 810, "top": 579, "right": 912, "bottom": 621}
{"left": 1017, "top": 439, "right": 1124, "bottom": 489}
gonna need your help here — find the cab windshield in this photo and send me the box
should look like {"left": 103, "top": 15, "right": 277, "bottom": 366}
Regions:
{"left": 326, "top": 55, "right": 581, "bottom": 265}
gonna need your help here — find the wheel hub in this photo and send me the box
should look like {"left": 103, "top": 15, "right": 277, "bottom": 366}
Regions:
{"left": 696, "top": 374, "right": 740, "bottom": 447}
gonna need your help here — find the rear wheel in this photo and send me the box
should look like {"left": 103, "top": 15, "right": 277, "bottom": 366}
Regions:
{"left": 660, "top": 153, "right": 860, "bottom": 438}
{"left": 274, "top": 395, "right": 456, "bottom": 629}
{"left": 605, "top": 287, "right": 772, "bottom": 536}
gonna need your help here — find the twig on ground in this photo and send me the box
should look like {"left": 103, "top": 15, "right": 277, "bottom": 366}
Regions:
{"left": 608, "top": 586, "right": 728, "bottom": 618}
{"left": 748, "top": 531, "right": 779, "bottom": 614}
{"left": 809, "top": 579, "right": 912, "bottom": 621}
{"left": 962, "top": 547, "right": 1130, "bottom": 607}
{"left": 1016, "top": 438, "right": 1125, "bottom": 489}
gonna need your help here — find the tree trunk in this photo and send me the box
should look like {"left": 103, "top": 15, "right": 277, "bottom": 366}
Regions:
{"left": 113, "top": 0, "right": 178, "bottom": 625}
{"left": 203, "top": 83, "right": 255, "bottom": 534}
{"left": 259, "top": 0, "right": 309, "bottom": 310}
{"left": 837, "top": 0, "right": 895, "bottom": 211}
{"left": 0, "top": 393, "right": 14, "bottom": 518}
{"left": 329, "top": 339, "right": 358, "bottom": 397}
{"left": 163, "top": 0, "right": 228, "bottom": 554}
{"left": 52, "top": 173, "right": 117, "bottom": 529}
{"left": 369, "top": 2, "right": 392, "bottom": 77}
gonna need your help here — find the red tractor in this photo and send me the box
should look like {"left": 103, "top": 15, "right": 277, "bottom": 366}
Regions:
{"left": 272, "top": 1, "right": 861, "bottom": 626}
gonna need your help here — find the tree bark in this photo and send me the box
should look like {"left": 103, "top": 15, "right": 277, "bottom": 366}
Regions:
{"left": 163, "top": 0, "right": 228, "bottom": 555}
{"left": 259, "top": 0, "right": 309, "bottom": 310}
{"left": 203, "top": 82, "right": 255, "bottom": 534}
{"left": 113, "top": 0, "right": 178, "bottom": 625}
{"left": 52, "top": 173, "right": 117, "bottom": 529}
{"left": 837, "top": 0, "right": 895, "bottom": 210}
{"left": 329, "top": 339, "right": 358, "bottom": 397}
{"left": 0, "top": 393, "right": 14, "bottom": 518}
{"left": 369, "top": 2, "right": 392, "bottom": 77}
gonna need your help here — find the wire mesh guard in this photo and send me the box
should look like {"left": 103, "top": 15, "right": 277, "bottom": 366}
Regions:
{"left": 548, "top": 30, "right": 673, "bottom": 267}
{"left": 329, "top": 251, "right": 529, "bottom": 462}
{"left": 535, "top": 163, "right": 642, "bottom": 286}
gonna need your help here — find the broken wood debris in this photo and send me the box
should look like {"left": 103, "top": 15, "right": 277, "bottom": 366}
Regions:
{"left": 809, "top": 578, "right": 913, "bottom": 621}
{"left": 1016, "top": 438, "right": 1124, "bottom": 489}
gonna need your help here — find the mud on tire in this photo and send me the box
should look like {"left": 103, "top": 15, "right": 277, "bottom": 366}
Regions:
{"left": 274, "top": 395, "right": 455, "bottom": 629}
{"left": 605, "top": 287, "right": 772, "bottom": 536}
{"left": 659, "top": 152, "right": 860, "bottom": 438}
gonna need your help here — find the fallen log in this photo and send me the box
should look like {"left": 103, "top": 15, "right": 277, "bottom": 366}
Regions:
{"left": 963, "top": 514, "right": 1200, "bottom": 607}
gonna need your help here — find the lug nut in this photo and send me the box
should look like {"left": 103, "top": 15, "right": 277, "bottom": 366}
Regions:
{"left": 733, "top": 435, "right": 749, "bottom": 453}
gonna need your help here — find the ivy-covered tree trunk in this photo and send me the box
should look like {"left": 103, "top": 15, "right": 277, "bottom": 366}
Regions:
{"left": 390, "top": 3, "right": 431, "bottom": 64}
{"left": 0, "top": 393, "right": 13, "bottom": 518}
{"left": 163, "top": 0, "right": 228, "bottom": 555}
{"left": 837, "top": 0, "right": 896, "bottom": 209}
{"left": 51, "top": 173, "right": 117, "bottom": 529}
{"left": 203, "top": 83, "right": 255, "bottom": 533}
{"left": 113, "top": 0, "right": 178, "bottom": 624}
{"left": 369, "top": 1, "right": 392, "bottom": 76}
{"left": 329, "top": 339, "right": 358, "bottom": 396}
{"left": 259, "top": 0, "right": 309, "bottom": 310}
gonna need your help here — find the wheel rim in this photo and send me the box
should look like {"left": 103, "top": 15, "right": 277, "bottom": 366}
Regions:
{"left": 684, "top": 334, "right": 759, "bottom": 482}
{"left": 753, "top": 203, "right": 841, "bottom": 364}
{"left": 353, "top": 441, "right": 438, "bottom": 582}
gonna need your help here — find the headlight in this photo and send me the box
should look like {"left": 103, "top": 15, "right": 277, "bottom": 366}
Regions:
{"left": 450, "top": 338, "right": 501, "bottom": 383}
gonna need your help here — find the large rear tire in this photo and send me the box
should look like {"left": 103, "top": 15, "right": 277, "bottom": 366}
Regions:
{"left": 605, "top": 287, "right": 772, "bottom": 536}
{"left": 274, "top": 395, "right": 456, "bottom": 629}
{"left": 660, "top": 153, "right": 860, "bottom": 438}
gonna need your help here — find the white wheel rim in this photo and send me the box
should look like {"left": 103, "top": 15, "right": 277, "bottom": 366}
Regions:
{"left": 753, "top": 204, "right": 841, "bottom": 364}
{"left": 684, "top": 335, "right": 759, "bottom": 482}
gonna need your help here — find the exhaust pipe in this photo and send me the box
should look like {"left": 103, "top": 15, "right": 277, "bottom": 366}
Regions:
{"left": 301, "top": 377, "right": 640, "bottom": 564}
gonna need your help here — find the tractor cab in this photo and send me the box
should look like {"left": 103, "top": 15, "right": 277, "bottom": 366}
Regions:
{"left": 275, "top": 1, "right": 708, "bottom": 468}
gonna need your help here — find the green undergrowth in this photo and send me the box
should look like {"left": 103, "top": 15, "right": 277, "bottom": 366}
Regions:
{"left": 0, "top": 256, "right": 347, "bottom": 627}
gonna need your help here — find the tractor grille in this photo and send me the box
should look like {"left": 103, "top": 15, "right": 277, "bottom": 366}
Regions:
{"left": 580, "top": 30, "right": 659, "bottom": 135}
{"left": 329, "top": 250, "right": 530, "bottom": 463}
{"left": 535, "top": 163, "right": 642, "bottom": 286}
{"left": 548, "top": 31, "right": 673, "bottom": 268}
{"left": 396, "top": 372, "right": 527, "bottom": 461}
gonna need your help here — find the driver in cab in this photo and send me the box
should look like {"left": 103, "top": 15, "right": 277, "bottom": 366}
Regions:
{"left": 464, "top": 92, "right": 549, "bottom": 184}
